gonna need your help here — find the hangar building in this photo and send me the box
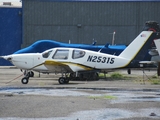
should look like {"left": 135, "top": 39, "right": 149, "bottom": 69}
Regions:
{"left": 22, "top": 0, "right": 160, "bottom": 47}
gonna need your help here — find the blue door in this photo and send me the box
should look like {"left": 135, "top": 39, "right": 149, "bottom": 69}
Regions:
{"left": 0, "top": 7, "right": 22, "bottom": 65}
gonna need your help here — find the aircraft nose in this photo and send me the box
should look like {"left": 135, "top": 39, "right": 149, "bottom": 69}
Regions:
{"left": 1, "top": 55, "right": 12, "bottom": 61}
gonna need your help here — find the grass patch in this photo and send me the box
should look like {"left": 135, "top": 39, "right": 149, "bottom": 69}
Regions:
{"left": 150, "top": 75, "right": 160, "bottom": 84}
{"left": 110, "top": 72, "right": 123, "bottom": 79}
{"left": 149, "top": 79, "right": 160, "bottom": 85}
{"left": 99, "top": 72, "right": 132, "bottom": 80}
{"left": 89, "top": 95, "right": 117, "bottom": 100}
{"left": 151, "top": 75, "right": 158, "bottom": 79}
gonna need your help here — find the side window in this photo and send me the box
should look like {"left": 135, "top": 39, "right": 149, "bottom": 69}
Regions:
{"left": 42, "top": 50, "right": 53, "bottom": 58}
{"left": 52, "top": 49, "right": 69, "bottom": 59}
{"left": 72, "top": 50, "right": 85, "bottom": 59}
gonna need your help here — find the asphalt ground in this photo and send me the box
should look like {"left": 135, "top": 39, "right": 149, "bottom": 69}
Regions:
{"left": 0, "top": 66, "right": 160, "bottom": 120}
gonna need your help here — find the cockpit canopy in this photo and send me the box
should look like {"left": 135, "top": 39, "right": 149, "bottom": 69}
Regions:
{"left": 42, "top": 48, "right": 86, "bottom": 59}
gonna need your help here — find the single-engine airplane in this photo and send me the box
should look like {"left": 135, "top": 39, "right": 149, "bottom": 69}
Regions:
{"left": 14, "top": 39, "right": 126, "bottom": 55}
{"left": 1, "top": 30, "right": 160, "bottom": 84}
{"left": 138, "top": 38, "right": 160, "bottom": 76}
{"left": 153, "top": 39, "right": 160, "bottom": 76}
{"left": 154, "top": 39, "right": 160, "bottom": 55}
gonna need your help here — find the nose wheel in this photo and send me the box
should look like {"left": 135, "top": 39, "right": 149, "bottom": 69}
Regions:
{"left": 21, "top": 77, "right": 29, "bottom": 84}
{"left": 21, "top": 70, "right": 34, "bottom": 84}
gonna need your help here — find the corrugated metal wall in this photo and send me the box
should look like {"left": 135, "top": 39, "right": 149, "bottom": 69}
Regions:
{"left": 22, "top": 0, "right": 160, "bottom": 47}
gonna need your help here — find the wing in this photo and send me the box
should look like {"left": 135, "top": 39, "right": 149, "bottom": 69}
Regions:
{"left": 43, "top": 60, "right": 73, "bottom": 73}
{"left": 42, "top": 60, "right": 95, "bottom": 73}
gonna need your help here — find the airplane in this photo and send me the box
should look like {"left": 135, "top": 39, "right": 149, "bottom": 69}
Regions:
{"left": 9, "top": 21, "right": 160, "bottom": 77}
{"left": 153, "top": 39, "right": 160, "bottom": 76}
{"left": 138, "top": 38, "right": 160, "bottom": 76}
{"left": 154, "top": 39, "right": 160, "bottom": 55}
{"left": 1, "top": 30, "right": 160, "bottom": 84}
{"left": 14, "top": 40, "right": 126, "bottom": 55}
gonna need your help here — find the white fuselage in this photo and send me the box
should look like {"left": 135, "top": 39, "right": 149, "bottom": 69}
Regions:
{"left": 3, "top": 48, "right": 129, "bottom": 73}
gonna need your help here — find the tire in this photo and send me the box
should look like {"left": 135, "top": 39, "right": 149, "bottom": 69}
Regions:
{"left": 21, "top": 77, "right": 29, "bottom": 84}
{"left": 58, "top": 77, "right": 66, "bottom": 84}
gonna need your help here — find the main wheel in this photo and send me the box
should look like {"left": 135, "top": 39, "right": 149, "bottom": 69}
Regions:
{"left": 58, "top": 77, "right": 66, "bottom": 84}
{"left": 21, "top": 77, "right": 29, "bottom": 84}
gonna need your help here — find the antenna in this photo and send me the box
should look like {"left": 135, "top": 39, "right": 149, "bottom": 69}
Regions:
{"left": 92, "top": 38, "right": 97, "bottom": 45}
{"left": 112, "top": 31, "right": 116, "bottom": 45}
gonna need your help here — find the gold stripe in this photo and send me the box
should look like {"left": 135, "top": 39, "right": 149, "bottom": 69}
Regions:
{"left": 44, "top": 60, "right": 93, "bottom": 71}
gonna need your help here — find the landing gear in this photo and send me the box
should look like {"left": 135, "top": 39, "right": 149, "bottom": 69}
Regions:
{"left": 58, "top": 77, "right": 69, "bottom": 84}
{"left": 69, "top": 72, "right": 99, "bottom": 81}
{"left": 20, "top": 70, "right": 34, "bottom": 84}
{"left": 127, "top": 69, "right": 131, "bottom": 74}
{"left": 57, "top": 71, "right": 99, "bottom": 84}
{"left": 21, "top": 77, "right": 29, "bottom": 84}
{"left": 29, "top": 71, "right": 34, "bottom": 77}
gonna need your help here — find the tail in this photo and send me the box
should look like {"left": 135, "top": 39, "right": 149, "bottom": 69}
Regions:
{"left": 119, "top": 31, "right": 160, "bottom": 68}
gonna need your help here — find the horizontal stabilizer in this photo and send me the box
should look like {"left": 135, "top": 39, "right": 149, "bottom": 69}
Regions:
{"left": 139, "top": 61, "right": 157, "bottom": 64}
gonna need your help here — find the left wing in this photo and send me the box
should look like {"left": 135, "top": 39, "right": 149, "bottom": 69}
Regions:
{"left": 43, "top": 60, "right": 94, "bottom": 73}
{"left": 43, "top": 60, "right": 73, "bottom": 73}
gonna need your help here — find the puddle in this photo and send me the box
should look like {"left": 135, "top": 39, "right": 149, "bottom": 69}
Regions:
{"left": 1, "top": 88, "right": 160, "bottom": 103}
{"left": 0, "top": 88, "right": 160, "bottom": 120}
{"left": 0, "top": 108, "right": 159, "bottom": 120}
{"left": 0, "top": 88, "right": 99, "bottom": 96}
{"left": 106, "top": 91, "right": 160, "bottom": 103}
{"left": 131, "top": 96, "right": 160, "bottom": 102}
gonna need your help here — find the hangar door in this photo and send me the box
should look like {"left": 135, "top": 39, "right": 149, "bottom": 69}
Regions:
{"left": 0, "top": 7, "right": 22, "bottom": 66}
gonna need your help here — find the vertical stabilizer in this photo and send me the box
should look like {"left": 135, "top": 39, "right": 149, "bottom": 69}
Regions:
{"left": 119, "top": 31, "right": 153, "bottom": 60}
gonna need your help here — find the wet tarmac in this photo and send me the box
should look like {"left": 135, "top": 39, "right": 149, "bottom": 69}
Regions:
{"left": 0, "top": 66, "right": 160, "bottom": 120}
{"left": 0, "top": 108, "right": 160, "bottom": 120}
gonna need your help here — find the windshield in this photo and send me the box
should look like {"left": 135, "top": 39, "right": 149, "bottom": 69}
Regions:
{"left": 42, "top": 50, "right": 53, "bottom": 58}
